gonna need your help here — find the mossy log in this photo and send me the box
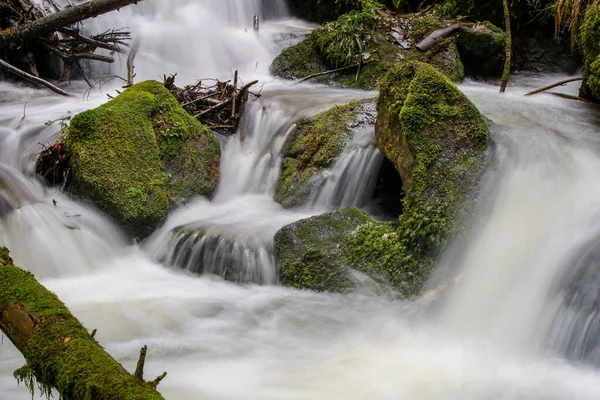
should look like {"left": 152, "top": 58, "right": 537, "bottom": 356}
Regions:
{"left": 0, "top": 247, "right": 165, "bottom": 400}
{"left": 0, "top": 0, "right": 143, "bottom": 48}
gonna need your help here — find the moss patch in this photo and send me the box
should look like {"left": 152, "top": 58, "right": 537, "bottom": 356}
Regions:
{"left": 368, "top": 60, "right": 489, "bottom": 295}
{"left": 275, "top": 207, "right": 376, "bottom": 293}
{"left": 0, "top": 247, "right": 164, "bottom": 400}
{"left": 579, "top": 4, "right": 600, "bottom": 100}
{"left": 66, "top": 81, "right": 220, "bottom": 238}
{"left": 275, "top": 100, "right": 364, "bottom": 208}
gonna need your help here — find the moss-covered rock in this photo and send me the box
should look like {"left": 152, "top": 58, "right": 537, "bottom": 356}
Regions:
{"left": 274, "top": 207, "right": 380, "bottom": 292}
{"left": 275, "top": 99, "right": 372, "bottom": 208}
{"left": 368, "top": 60, "right": 489, "bottom": 295}
{"left": 271, "top": 12, "right": 465, "bottom": 90}
{"left": 456, "top": 22, "right": 506, "bottom": 77}
{"left": 579, "top": 4, "right": 600, "bottom": 100}
{"left": 66, "top": 81, "right": 220, "bottom": 238}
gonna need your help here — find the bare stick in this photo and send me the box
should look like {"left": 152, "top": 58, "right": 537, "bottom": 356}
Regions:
{"left": 499, "top": 0, "right": 512, "bottom": 93}
{"left": 231, "top": 70, "right": 238, "bottom": 119}
{"left": 134, "top": 345, "right": 147, "bottom": 381}
{"left": 416, "top": 24, "right": 460, "bottom": 52}
{"left": 296, "top": 59, "right": 375, "bottom": 84}
{"left": 0, "top": 58, "right": 72, "bottom": 96}
{"left": 523, "top": 77, "right": 583, "bottom": 96}
{"left": 127, "top": 38, "right": 139, "bottom": 86}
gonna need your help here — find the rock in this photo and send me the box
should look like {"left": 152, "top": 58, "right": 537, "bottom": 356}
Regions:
{"left": 66, "top": 81, "right": 220, "bottom": 238}
{"left": 274, "top": 207, "right": 379, "bottom": 293}
{"left": 456, "top": 22, "right": 506, "bottom": 78}
{"left": 275, "top": 99, "right": 374, "bottom": 208}
{"left": 271, "top": 12, "right": 465, "bottom": 90}
{"left": 361, "top": 60, "right": 490, "bottom": 295}
{"left": 513, "top": 31, "right": 580, "bottom": 74}
{"left": 578, "top": 5, "right": 600, "bottom": 101}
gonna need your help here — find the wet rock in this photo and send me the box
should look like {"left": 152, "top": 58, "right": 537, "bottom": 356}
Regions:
{"left": 274, "top": 206, "right": 384, "bottom": 293}
{"left": 65, "top": 81, "right": 220, "bottom": 239}
{"left": 456, "top": 22, "right": 506, "bottom": 78}
{"left": 362, "top": 61, "right": 490, "bottom": 295}
{"left": 271, "top": 12, "right": 464, "bottom": 90}
{"left": 275, "top": 99, "right": 375, "bottom": 208}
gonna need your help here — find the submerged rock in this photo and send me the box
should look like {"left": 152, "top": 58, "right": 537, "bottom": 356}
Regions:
{"left": 275, "top": 207, "right": 385, "bottom": 293}
{"left": 65, "top": 81, "right": 220, "bottom": 238}
{"left": 275, "top": 99, "right": 375, "bottom": 208}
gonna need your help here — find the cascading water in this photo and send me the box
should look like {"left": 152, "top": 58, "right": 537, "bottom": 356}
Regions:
{"left": 2, "top": 2, "right": 600, "bottom": 400}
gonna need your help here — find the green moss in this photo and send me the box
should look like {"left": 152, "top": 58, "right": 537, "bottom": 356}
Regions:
{"left": 275, "top": 207, "right": 374, "bottom": 292}
{"left": 456, "top": 23, "right": 506, "bottom": 77}
{"left": 275, "top": 100, "right": 363, "bottom": 208}
{"left": 366, "top": 61, "right": 489, "bottom": 295}
{"left": 66, "top": 80, "right": 220, "bottom": 238}
{"left": 0, "top": 248, "right": 164, "bottom": 400}
{"left": 286, "top": 0, "right": 381, "bottom": 23}
{"left": 579, "top": 5, "right": 600, "bottom": 99}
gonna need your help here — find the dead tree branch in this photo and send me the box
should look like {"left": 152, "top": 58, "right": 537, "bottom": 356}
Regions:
{"left": 416, "top": 24, "right": 460, "bottom": 52}
{"left": 0, "top": 58, "right": 72, "bottom": 96}
{"left": 524, "top": 77, "right": 584, "bottom": 96}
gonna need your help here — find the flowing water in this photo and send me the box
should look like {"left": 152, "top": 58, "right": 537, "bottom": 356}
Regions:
{"left": 2, "top": 1, "right": 600, "bottom": 399}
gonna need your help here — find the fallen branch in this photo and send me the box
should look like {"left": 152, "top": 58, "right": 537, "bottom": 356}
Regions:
{"left": 0, "top": 247, "right": 165, "bottom": 399}
{"left": 523, "top": 77, "right": 584, "bottom": 96}
{"left": 400, "top": 275, "right": 465, "bottom": 313}
{"left": 416, "top": 24, "right": 460, "bottom": 52}
{"left": 0, "top": 58, "right": 72, "bottom": 96}
{"left": 0, "top": 0, "right": 144, "bottom": 48}
{"left": 296, "top": 59, "right": 375, "bottom": 84}
{"left": 499, "top": 0, "right": 512, "bottom": 93}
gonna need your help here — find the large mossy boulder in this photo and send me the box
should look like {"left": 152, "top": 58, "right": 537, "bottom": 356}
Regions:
{"left": 364, "top": 61, "right": 489, "bottom": 293}
{"left": 275, "top": 207, "right": 381, "bottom": 292}
{"left": 275, "top": 99, "right": 374, "bottom": 208}
{"left": 456, "top": 23, "right": 506, "bottom": 77}
{"left": 271, "top": 12, "right": 466, "bottom": 90}
{"left": 579, "top": 4, "right": 600, "bottom": 101}
{"left": 66, "top": 81, "right": 221, "bottom": 238}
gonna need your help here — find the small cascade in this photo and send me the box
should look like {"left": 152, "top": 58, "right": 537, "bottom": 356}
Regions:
{"left": 309, "top": 101, "right": 385, "bottom": 210}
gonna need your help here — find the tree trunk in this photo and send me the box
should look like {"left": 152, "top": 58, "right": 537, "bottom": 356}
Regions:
{"left": 0, "top": 247, "right": 165, "bottom": 400}
{"left": 0, "top": 0, "right": 143, "bottom": 48}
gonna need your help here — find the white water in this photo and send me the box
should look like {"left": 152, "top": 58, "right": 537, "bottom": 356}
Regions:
{"left": 1, "top": 1, "right": 600, "bottom": 399}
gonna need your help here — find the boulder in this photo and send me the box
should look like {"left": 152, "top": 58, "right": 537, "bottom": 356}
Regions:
{"left": 66, "top": 81, "right": 220, "bottom": 238}
{"left": 274, "top": 207, "right": 381, "bottom": 293}
{"left": 359, "top": 60, "right": 490, "bottom": 295}
{"left": 271, "top": 12, "right": 465, "bottom": 90}
{"left": 275, "top": 99, "right": 374, "bottom": 208}
{"left": 456, "top": 22, "right": 506, "bottom": 77}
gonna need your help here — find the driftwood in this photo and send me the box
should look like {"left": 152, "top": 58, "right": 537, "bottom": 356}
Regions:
{"left": 0, "top": 247, "right": 166, "bottom": 399}
{"left": 400, "top": 275, "right": 465, "bottom": 313}
{"left": 0, "top": 0, "right": 142, "bottom": 48}
{"left": 416, "top": 24, "right": 460, "bottom": 52}
{"left": 524, "top": 77, "right": 584, "bottom": 96}
{"left": 0, "top": 58, "right": 72, "bottom": 96}
{"left": 499, "top": 0, "right": 512, "bottom": 93}
{"left": 296, "top": 59, "right": 376, "bottom": 83}
{"left": 0, "top": 0, "right": 141, "bottom": 94}
{"left": 165, "top": 73, "right": 260, "bottom": 135}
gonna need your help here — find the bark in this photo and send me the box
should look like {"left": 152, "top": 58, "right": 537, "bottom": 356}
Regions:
{"left": 499, "top": 0, "right": 512, "bottom": 93}
{"left": 415, "top": 24, "right": 460, "bottom": 52}
{"left": 0, "top": 247, "right": 165, "bottom": 400}
{"left": 0, "top": 58, "right": 72, "bottom": 96}
{"left": 0, "top": 0, "right": 143, "bottom": 48}
{"left": 524, "top": 77, "right": 583, "bottom": 96}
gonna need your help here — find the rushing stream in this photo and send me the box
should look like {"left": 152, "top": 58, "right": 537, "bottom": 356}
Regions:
{"left": 2, "top": 1, "right": 600, "bottom": 399}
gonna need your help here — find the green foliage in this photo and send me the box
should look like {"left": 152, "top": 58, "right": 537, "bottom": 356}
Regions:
{"left": 314, "top": 9, "right": 381, "bottom": 67}
{"left": 579, "top": 4, "right": 600, "bottom": 98}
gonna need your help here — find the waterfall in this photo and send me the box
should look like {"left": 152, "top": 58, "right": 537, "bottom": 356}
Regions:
{"left": 1, "top": 2, "right": 600, "bottom": 399}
